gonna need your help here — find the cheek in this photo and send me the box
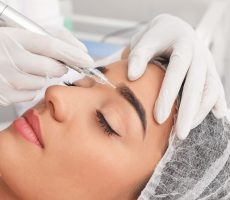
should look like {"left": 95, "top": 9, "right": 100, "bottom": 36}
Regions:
{"left": 58, "top": 130, "right": 123, "bottom": 181}
{"left": 52, "top": 125, "right": 138, "bottom": 194}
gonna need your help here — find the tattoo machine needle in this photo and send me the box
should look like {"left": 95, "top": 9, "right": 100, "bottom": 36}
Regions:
{"left": 73, "top": 66, "right": 116, "bottom": 89}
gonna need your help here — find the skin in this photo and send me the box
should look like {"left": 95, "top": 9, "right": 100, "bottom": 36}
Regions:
{"left": 0, "top": 59, "right": 176, "bottom": 200}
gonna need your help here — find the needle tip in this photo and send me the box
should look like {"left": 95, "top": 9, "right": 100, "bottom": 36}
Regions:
{"left": 108, "top": 82, "right": 116, "bottom": 89}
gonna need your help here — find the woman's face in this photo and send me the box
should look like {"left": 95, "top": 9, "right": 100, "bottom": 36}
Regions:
{"left": 0, "top": 60, "right": 175, "bottom": 200}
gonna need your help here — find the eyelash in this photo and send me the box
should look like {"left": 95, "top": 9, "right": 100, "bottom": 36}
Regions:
{"left": 96, "top": 110, "right": 120, "bottom": 137}
{"left": 63, "top": 81, "right": 75, "bottom": 86}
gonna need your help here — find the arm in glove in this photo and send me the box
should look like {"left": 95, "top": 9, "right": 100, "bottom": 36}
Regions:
{"left": 0, "top": 27, "right": 94, "bottom": 106}
{"left": 128, "top": 14, "right": 228, "bottom": 140}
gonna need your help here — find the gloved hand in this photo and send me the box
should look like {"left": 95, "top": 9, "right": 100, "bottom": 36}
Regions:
{"left": 0, "top": 27, "right": 94, "bottom": 106}
{"left": 128, "top": 14, "right": 228, "bottom": 140}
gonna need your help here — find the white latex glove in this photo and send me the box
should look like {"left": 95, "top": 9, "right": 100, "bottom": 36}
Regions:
{"left": 128, "top": 14, "right": 228, "bottom": 140}
{"left": 0, "top": 27, "right": 94, "bottom": 106}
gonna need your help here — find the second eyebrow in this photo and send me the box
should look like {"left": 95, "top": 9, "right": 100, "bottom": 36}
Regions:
{"left": 116, "top": 84, "right": 147, "bottom": 134}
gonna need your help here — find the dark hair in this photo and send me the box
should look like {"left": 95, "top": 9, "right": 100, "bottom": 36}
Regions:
{"left": 95, "top": 66, "right": 107, "bottom": 74}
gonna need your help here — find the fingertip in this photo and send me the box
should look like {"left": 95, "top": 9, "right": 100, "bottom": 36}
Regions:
{"left": 77, "top": 54, "right": 95, "bottom": 68}
{"left": 128, "top": 57, "right": 138, "bottom": 80}
{"left": 174, "top": 122, "right": 190, "bottom": 140}
{"left": 66, "top": 34, "right": 88, "bottom": 53}
{"left": 212, "top": 95, "right": 228, "bottom": 119}
{"left": 153, "top": 99, "right": 166, "bottom": 124}
{"left": 128, "top": 57, "right": 146, "bottom": 81}
{"left": 175, "top": 128, "right": 188, "bottom": 140}
{"left": 128, "top": 70, "right": 140, "bottom": 81}
{"left": 212, "top": 109, "right": 227, "bottom": 119}
{"left": 153, "top": 94, "right": 173, "bottom": 124}
{"left": 75, "top": 40, "right": 88, "bottom": 53}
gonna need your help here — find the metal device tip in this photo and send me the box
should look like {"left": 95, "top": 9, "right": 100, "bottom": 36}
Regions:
{"left": 107, "top": 81, "right": 116, "bottom": 89}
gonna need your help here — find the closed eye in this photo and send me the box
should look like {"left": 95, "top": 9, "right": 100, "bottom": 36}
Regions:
{"left": 96, "top": 110, "right": 121, "bottom": 137}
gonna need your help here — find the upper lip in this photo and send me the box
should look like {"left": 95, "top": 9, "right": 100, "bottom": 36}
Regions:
{"left": 23, "top": 109, "right": 44, "bottom": 148}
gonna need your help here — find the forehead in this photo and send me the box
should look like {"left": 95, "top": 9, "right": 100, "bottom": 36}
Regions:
{"left": 105, "top": 60, "right": 165, "bottom": 127}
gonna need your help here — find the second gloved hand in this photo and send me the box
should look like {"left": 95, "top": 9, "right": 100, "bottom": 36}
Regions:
{"left": 0, "top": 27, "right": 94, "bottom": 106}
{"left": 128, "top": 14, "right": 228, "bottom": 140}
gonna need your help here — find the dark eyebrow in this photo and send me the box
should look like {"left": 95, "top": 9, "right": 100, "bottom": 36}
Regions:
{"left": 95, "top": 66, "right": 147, "bottom": 135}
{"left": 116, "top": 84, "right": 146, "bottom": 135}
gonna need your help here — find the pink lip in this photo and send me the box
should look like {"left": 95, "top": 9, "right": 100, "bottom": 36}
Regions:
{"left": 13, "top": 109, "right": 44, "bottom": 148}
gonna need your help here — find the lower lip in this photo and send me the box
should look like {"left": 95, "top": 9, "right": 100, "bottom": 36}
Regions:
{"left": 13, "top": 117, "right": 42, "bottom": 148}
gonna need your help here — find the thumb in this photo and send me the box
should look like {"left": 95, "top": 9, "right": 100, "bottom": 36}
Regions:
{"left": 128, "top": 48, "right": 157, "bottom": 81}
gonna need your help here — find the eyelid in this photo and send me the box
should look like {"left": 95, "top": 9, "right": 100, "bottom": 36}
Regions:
{"left": 96, "top": 110, "right": 120, "bottom": 137}
{"left": 101, "top": 106, "right": 127, "bottom": 137}
{"left": 105, "top": 98, "right": 144, "bottom": 139}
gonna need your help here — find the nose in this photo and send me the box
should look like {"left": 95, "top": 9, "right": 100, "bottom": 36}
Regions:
{"left": 45, "top": 85, "right": 69, "bottom": 122}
